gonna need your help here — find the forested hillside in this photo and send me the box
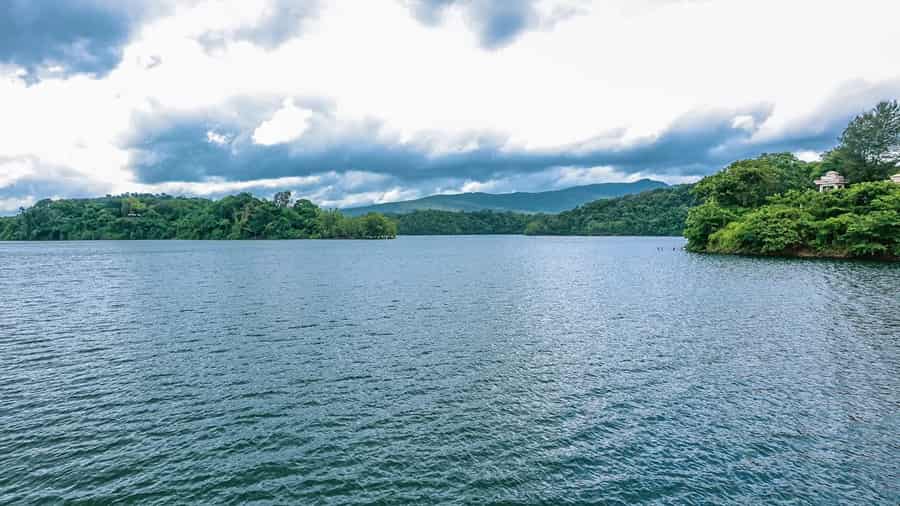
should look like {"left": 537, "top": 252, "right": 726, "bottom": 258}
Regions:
{"left": 685, "top": 101, "right": 900, "bottom": 259}
{"left": 0, "top": 192, "right": 396, "bottom": 240}
{"left": 382, "top": 185, "right": 695, "bottom": 236}
{"left": 390, "top": 210, "right": 530, "bottom": 235}
{"left": 523, "top": 186, "right": 696, "bottom": 236}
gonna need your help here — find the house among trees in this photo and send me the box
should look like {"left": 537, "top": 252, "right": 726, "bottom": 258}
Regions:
{"left": 814, "top": 171, "right": 847, "bottom": 192}
{"left": 891, "top": 173, "right": 900, "bottom": 184}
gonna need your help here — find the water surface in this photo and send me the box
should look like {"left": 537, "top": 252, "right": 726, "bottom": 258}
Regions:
{"left": 1, "top": 236, "right": 898, "bottom": 504}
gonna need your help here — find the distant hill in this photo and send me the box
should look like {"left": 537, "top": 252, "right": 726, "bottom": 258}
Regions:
{"left": 342, "top": 179, "right": 668, "bottom": 216}
{"left": 387, "top": 185, "right": 696, "bottom": 236}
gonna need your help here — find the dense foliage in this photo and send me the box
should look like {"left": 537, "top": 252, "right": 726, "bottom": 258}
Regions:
{"left": 382, "top": 186, "right": 696, "bottom": 236}
{"left": 692, "top": 153, "right": 816, "bottom": 208}
{"left": 684, "top": 110, "right": 900, "bottom": 259}
{"left": 0, "top": 192, "right": 397, "bottom": 240}
{"left": 0, "top": 186, "right": 695, "bottom": 240}
{"left": 684, "top": 153, "right": 818, "bottom": 249}
{"left": 390, "top": 210, "right": 530, "bottom": 235}
{"left": 524, "top": 186, "right": 697, "bottom": 236}
{"left": 700, "top": 182, "right": 900, "bottom": 258}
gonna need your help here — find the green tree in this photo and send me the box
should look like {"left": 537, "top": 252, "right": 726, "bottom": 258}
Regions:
{"left": 819, "top": 147, "right": 870, "bottom": 182}
{"left": 273, "top": 191, "right": 292, "bottom": 209}
{"left": 0, "top": 193, "right": 396, "bottom": 241}
{"left": 692, "top": 153, "right": 811, "bottom": 209}
{"left": 839, "top": 100, "right": 900, "bottom": 175}
{"left": 684, "top": 200, "right": 741, "bottom": 251}
{"left": 360, "top": 213, "right": 398, "bottom": 239}
{"left": 524, "top": 186, "right": 697, "bottom": 237}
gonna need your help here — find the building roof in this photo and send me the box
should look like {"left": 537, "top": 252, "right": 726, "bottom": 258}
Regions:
{"left": 814, "top": 171, "right": 847, "bottom": 185}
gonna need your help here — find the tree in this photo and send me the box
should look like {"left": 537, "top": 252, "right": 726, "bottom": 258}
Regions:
{"left": 684, "top": 200, "right": 740, "bottom": 251}
{"left": 360, "top": 213, "right": 397, "bottom": 239}
{"left": 273, "top": 191, "right": 292, "bottom": 209}
{"left": 838, "top": 100, "right": 900, "bottom": 181}
{"left": 523, "top": 186, "right": 697, "bottom": 236}
{"left": 819, "top": 147, "right": 870, "bottom": 182}
{"left": 0, "top": 193, "right": 397, "bottom": 241}
{"left": 692, "top": 154, "right": 811, "bottom": 209}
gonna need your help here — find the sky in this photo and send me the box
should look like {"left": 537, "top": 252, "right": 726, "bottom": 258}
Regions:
{"left": 1, "top": 0, "right": 899, "bottom": 213}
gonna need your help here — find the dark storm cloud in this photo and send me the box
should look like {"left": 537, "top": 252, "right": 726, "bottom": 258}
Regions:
{"left": 0, "top": 0, "right": 319, "bottom": 81}
{"left": 0, "top": 0, "right": 163, "bottom": 79}
{"left": 120, "top": 78, "right": 900, "bottom": 190}
{"left": 122, "top": 96, "right": 778, "bottom": 186}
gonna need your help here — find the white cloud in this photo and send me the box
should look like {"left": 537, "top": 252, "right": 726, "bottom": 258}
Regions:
{"left": 251, "top": 98, "right": 314, "bottom": 145}
{"left": 459, "top": 180, "right": 500, "bottom": 193}
{"left": 556, "top": 166, "right": 630, "bottom": 187}
{"left": 0, "top": 196, "right": 36, "bottom": 213}
{"left": 794, "top": 150, "right": 822, "bottom": 162}
{"left": 114, "top": 175, "right": 323, "bottom": 196}
{"left": 309, "top": 186, "right": 421, "bottom": 209}
{"left": 731, "top": 115, "right": 756, "bottom": 132}
{"left": 206, "top": 130, "right": 230, "bottom": 145}
{"left": 0, "top": 159, "right": 36, "bottom": 188}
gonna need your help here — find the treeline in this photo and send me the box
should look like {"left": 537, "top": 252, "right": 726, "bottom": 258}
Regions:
{"left": 523, "top": 186, "right": 696, "bottom": 236}
{"left": 685, "top": 101, "right": 900, "bottom": 259}
{"left": 390, "top": 210, "right": 530, "bottom": 235}
{"left": 0, "top": 191, "right": 397, "bottom": 240}
{"left": 384, "top": 186, "right": 695, "bottom": 236}
{"left": 0, "top": 186, "right": 689, "bottom": 240}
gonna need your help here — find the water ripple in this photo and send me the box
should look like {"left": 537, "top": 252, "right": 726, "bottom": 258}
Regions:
{"left": 1, "top": 237, "right": 898, "bottom": 504}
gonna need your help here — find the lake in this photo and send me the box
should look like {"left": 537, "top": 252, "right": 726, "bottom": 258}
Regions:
{"left": 1, "top": 236, "right": 898, "bottom": 504}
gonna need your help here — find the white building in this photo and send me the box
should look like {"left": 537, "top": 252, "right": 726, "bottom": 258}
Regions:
{"left": 891, "top": 173, "right": 900, "bottom": 184}
{"left": 814, "top": 171, "right": 847, "bottom": 192}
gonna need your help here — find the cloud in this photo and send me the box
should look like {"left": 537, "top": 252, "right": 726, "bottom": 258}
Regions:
{"left": 2, "top": 76, "right": 898, "bottom": 215}
{"left": 747, "top": 78, "right": 900, "bottom": 154}
{"left": 0, "top": 156, "right": 110, "bottom": 212}
{"left": 122, "top": 96, "right": 775, "bottom": 186}
{"left": 0, "top": 0, "right": 320, "bottom": 82}
{"left": 252, "top": 99, "right": 314, "bottom": 145}
{"left": 109, "top": 77, "right": 900, "bottom": 209}
{"left": 461, "top": 0, "right": 539, "bottom": 49}
{"left": 0, "top": 196, "right": 36, "bottom": 213}
{"left": 406, "top": 0, "right": 582, "bottom": 49}
{"left": 0, "top": 0, "right": 164, "bottom": 80}
{"left": 196, "top": 0, "right": 320, "bottom": 50}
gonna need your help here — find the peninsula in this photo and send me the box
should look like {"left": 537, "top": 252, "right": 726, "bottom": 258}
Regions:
{"left": 685, "top": 101, "right": 900, "bottom": 260}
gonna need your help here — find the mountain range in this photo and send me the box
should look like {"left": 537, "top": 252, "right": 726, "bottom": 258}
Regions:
{"left": 342, "top": 179, "right": 668, "bottom": 216}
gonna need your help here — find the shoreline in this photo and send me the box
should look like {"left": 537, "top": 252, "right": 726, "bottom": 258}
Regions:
{"left": 688, "top": 247, "right": 900, "bottom": 262}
